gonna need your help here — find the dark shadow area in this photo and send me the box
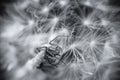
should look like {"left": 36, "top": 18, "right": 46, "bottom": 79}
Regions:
{"left": 109, "top": 0, "right": 120, "bottom": 7}
{"left": 0, "top": 0, "right": 16, "bottom": 16}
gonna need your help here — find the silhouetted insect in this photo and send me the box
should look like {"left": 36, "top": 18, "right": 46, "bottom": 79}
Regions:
{"left": 35, "top": 45, "right": 64, "bottom": 74}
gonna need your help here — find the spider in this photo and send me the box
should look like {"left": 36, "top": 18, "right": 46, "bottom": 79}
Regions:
{"left": 34, "top": 44, "right": 65, "bottom": 74}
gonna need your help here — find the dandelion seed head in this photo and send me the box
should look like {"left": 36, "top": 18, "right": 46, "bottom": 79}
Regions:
{"left": 41, "top": 6, "right": 50, "bottom": 14}
{"left": 69, "top": 43, "right": 77, "bottom": 50}
{"left": 59, "top": 0, "right": 68, "bottom": 7}
{"left": 28, "top": 20, "right": 35, "bottom": 26}
{"left": 1, "top": 0, "right": 119, "bottom": 80}
{"left": 82, "top": 18, "right": 92, "bottom": 26}
{"left": 51, "top": 17, "right": 59, "bottom": 23}
{"left": 84, "top": 1, "right": 92, "bottom": 7}
{"left": 90, "top": 40, "right": 97, "bottom": 48}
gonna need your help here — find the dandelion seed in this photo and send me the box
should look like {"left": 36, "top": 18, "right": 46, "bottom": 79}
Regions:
{"left": 84, "top": 0, "right": 92, "bottom": 7}
{"left": 51, "top": 17, "right": 59, "bottom": 23}
{"left": 41, "top": 6, "right": 50, "bottom": 14}
{"left": 59, "top": 0, "right": 68, "bottom": 7}
{"left": 90, "top": 40, "right": 97, "bottom": 48}
{"left": 82, "top": 18, "right": 92, "bottom": 26}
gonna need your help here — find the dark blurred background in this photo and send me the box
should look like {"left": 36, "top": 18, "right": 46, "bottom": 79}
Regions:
{"left": 0, "top": 0, "right": 16, "bottom": 16}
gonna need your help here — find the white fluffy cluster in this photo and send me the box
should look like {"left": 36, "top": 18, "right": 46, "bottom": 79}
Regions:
{"left": 0, "top": 0, "right": 120, "bottom": 80}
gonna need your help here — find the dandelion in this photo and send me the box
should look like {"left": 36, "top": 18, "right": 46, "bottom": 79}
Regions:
{"left": 0, "top": 0, "right": 120, "bottom": 80}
